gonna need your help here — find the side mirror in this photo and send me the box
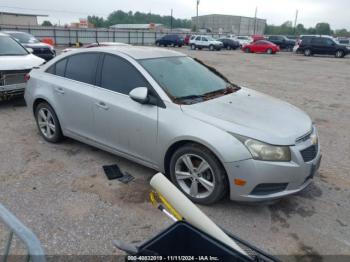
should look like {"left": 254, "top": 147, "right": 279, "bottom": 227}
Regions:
{"left": 129, "top": 87, "right": 149, "bottom": 104}
{"left": 26, "top": 47, "right": 34, "bottom": 53}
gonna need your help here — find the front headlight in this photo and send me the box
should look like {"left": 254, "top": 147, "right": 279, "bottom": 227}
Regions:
{"left": 233, "top": 135, "right": 291, "bottom": 161}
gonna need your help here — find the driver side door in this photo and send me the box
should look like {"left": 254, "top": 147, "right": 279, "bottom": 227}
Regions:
{"left": 92, "top": 54, "right": 159, "bottom": 165}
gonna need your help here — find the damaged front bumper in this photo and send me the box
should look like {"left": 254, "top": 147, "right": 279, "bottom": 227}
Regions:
{"left": 223, "top": 131, "right": 322, "bottom": 202}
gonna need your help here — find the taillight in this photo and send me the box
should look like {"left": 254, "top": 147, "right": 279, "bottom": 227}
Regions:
{"left": 24, "top": 73, "right": 30, "bottom": 82}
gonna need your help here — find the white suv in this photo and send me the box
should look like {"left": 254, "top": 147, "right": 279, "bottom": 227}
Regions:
{"left": 230, "top": 36, "right": 252, "bottom": 47}
{"left": 190, "top": 35, "right": 223, "bottom": 51}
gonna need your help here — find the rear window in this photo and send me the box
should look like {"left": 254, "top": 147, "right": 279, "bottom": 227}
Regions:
{"left": 0, "top": 35, "right": 28, "bottom": 56}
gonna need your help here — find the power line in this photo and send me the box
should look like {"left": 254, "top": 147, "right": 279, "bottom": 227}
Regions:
{"left": 0, "top": 5, "right": 108, "bottom": 17}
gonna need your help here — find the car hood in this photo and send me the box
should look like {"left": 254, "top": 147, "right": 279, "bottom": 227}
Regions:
{"left": 181, "top": 87, "right": 312, "bottom": 145}
{"left": 0, "top": 54, "right": 45, "bottom": 70}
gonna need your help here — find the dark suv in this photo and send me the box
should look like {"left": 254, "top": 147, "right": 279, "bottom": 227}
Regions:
{"left": 267, "top": 35, "right": 295, "bottom": 50}
{"left": 3, "top": 31, "right": 56, "bottom": 61}
{"left": 298, "top": 36, "right": 349, "bottom": 58}
{"left": 155, "top": 34, "right": 184, "bottom": 47}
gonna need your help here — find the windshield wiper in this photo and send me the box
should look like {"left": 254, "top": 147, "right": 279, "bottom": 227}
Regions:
{"left": 202, "top": 85, "right": 239, "bottom": 98}
{"left": 174, "top": 94, "right": 205, "bottom": 101}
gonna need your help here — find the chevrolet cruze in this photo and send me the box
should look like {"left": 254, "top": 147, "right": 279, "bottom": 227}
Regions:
{"left": 24, "top": 46, "right": 322, "bottom": 204}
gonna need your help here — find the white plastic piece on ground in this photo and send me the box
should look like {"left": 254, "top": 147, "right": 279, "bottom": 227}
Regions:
{"left": 150, "top": 173, "right": 248, "bottom": 256}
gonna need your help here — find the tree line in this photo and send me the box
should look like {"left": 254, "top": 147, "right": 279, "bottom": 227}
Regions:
{"left": 265, "top": 21, "right": 349, "bottom": 37}
{"left": 41, "top": 10, "right": 349, "bottom": 37}
{"left": 86, "top": 10, "right": 191, "bottom": 29}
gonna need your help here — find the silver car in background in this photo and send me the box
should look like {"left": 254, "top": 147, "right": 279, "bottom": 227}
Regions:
{"left": 24, "top": 46, "right": 321, "bottom": 204}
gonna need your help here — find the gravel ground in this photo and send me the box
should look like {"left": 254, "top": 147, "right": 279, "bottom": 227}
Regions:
{"left": 0, "top": 48, "right": 349, "bottom": 260}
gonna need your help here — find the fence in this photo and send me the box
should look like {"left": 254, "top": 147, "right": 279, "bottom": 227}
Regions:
{"left": 0, "top": 25, "right": 223, "bottom": 46}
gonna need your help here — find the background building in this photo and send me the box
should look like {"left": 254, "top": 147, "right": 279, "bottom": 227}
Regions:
{"left": 192, "top": 14, "right": 266, "bottom": 35}
{"left": 0, "top": 11, "right": 48, "bottom": 26}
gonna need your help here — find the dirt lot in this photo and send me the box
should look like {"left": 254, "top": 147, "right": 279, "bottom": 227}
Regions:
{"left": 0, "top": 49, "right": 349, "bottom": 259}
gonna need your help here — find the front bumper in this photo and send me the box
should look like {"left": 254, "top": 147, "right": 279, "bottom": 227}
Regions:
{"left": 224, "top": 130, "right": 322, "bottom": 202}
{"left": 33, "top": 52, "right": 55, "bottom": 61}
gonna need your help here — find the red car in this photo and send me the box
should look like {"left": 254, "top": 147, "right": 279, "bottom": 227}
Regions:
{"left": 242, "top": 40, "right": 280, "bottom": 54}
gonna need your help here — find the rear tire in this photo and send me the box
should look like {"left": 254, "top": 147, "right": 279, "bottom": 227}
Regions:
{"left": 304, "top": 49, "right": 312, "bottom": 56}
{"left": 169, "top": 143, "right": 228, "bottom": 205}
{"left": 35, "top": 102, "right": 63, "bottom": 143}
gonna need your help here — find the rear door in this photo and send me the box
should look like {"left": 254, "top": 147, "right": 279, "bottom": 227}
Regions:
{"left": 93, "top": 53, "right": 158, "bottom": 164}
{"left": 47, "top": 53, "right": 99, "bottom": 140}
{"left": 311, "top": 38, "right": 327, "bottom": 54}
{"left": 201, "top": 37, "right": 210, "bottom": 48}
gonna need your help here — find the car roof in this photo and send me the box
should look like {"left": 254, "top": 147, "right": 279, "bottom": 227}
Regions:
{"left": 63, "top": 46, "right": 186, "bottom": 60}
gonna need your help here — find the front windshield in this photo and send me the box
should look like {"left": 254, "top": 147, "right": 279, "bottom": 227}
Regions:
{"left": 0, "top": 36, "right": 29, "bottom": 56}
{"left": 139, "top": 56, "right": 236, "bottom": 100}
{"left": 8, "top": 32, "right": 39, "bottom": 44}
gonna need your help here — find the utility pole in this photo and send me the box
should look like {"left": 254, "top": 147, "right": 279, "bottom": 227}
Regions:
{"left": 294, "top": 9, "right": 299, "bottom": 34}
{"left": 253, "top": 6, "right": 257, "bottom": 35}
{"left": 170, "top": 9, "right": 173, "bottom": 31}
{"left": 196, "top": 0, "right": 200, "bottom": 32}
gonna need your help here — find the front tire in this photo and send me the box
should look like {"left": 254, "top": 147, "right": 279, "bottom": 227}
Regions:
{"left": 35, "top": 102, "right": 63, "bottom": 143}
{"left": 335, "top": 50, "right": 344, "bottom": 58}
{"left": 209, "top": 45, "right": 215, "bottom": 51}
{"left": 169, "top": 144, "right": 228, "bottom": 205}
{"left": 266, "top": 48, "right": 273, "bottom": 54}
{"left": 191, "top": 44, "right": 196, "bottom": 50}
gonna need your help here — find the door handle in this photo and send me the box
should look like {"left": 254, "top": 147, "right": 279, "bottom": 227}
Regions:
{"left": 95, "top": 101, "right": 109, "bottom": 110}
{"left": 54, "top": 87, "right": 65, "bottom": 94}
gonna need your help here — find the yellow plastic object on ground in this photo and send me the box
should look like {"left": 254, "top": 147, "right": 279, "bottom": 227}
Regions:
{"left": 150, "top": 191, "right": 183, "bottom": 221}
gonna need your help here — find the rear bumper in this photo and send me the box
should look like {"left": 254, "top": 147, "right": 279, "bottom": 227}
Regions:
{"left": 0, "top": 83, "right": 26, "bottom": 96}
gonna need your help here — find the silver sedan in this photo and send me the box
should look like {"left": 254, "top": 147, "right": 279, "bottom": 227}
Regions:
{"left": 24, "top": 46, "right": 321, "bottom": 204}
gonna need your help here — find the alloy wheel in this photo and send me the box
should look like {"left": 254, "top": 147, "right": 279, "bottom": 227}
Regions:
{"left": 37, "top": 108, "right": 56, "bottom": 139}
{"left": 174, "top": 154, "right": 215, "bottom": 199}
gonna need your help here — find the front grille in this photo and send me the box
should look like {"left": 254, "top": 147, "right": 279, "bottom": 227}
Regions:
{"left": 251, "top": 183, "right": 288, "bottom": 196}
{"left": 0, "top": 70, "right": 29, "bottom": 86}
{"left": 300, "top": 145, "right": 317, "bottom": 162}
{"left": 33, "top": 47, "right": 52, "bottom": 55}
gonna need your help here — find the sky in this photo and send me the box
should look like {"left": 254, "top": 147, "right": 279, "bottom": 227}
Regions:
{"left": 0, "top": 0, "right": 349, "bottom": 29}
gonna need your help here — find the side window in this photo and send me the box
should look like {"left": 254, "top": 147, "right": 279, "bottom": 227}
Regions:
{"left": 195, "top": 36, "right": 201, "bottom": 41}
{"left": 325, "top": 39, "right": 334, "bottom": 46}
{"left": 202, "top": 37, "right": 208, "bottom": 41}
{"left": 100, "top": 54, "right": 149, "bottom": 95}
{"left": 312, "top": 38, "right": 323, "bottom": 45}
{"left": 46, "top": 58, "right": 67, "bottom": 76}
{"left": 46, "top": 65, "right": 55, "bottom": 74}
{"left": 55, "top": 59, "right": 67, "bottom": 77}
{"left": 65, "top": 53, "right": 99, "bottom": 84}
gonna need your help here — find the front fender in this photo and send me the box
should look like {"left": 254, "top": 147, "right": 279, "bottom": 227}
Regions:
{"left": 157, "top": 105, "right": 252, "bottom": 171}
